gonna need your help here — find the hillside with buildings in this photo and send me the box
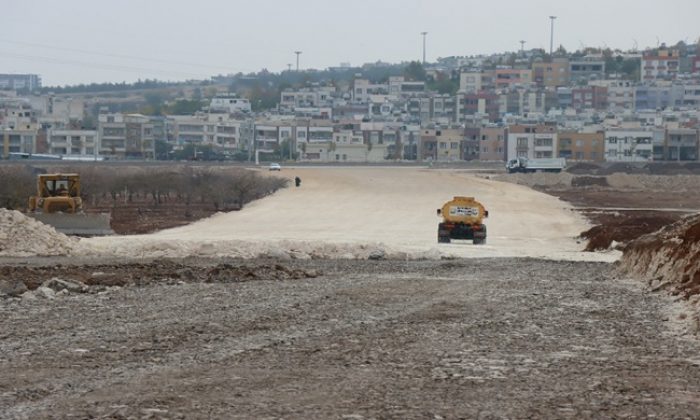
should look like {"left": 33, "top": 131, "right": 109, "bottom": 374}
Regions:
{"left": 2, "top": 41, "right": 700, "bottom": 164}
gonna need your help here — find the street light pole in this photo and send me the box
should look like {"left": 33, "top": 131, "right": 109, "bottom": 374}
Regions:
{"left": 421, "top": 32, "right": 428, "bottom": 64}
{"left": 520, "top": 40, "right": 526, "bottom": 55}
{"left": 549, "top": 16, "right": 557, "bottom": 57}
{"left": 294, "top": 51, "right": 302, "bottom": 71}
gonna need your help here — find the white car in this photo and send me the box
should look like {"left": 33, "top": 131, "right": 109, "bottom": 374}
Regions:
{"left": 268, "top": 163, "right": 281, "bottom": 171}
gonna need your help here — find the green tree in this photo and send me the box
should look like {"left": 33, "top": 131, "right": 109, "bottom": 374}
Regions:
{"left": 403, "top": 61, "right": 426, "bottom": 81}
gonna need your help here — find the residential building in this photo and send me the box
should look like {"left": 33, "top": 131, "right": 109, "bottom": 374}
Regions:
{"left": 352, "top": 79, "right": 388, "bottom": 103}
{"left": 458, "top": 92, "right": 499, "bottom": 122}
{"left": 572, "top": 86, "right": 608, "bottom": 111}
{"left": 493, "top": 69, "right": 533, "bottom": 89}
{"left": 569, "top": 59, "right": 606, "bottom": 83}
{"left": 591, "top": 80, "right": 636, "bottom": 111}
{"left": 46, "top": 129, "right": 98, "bottom": 157}
{"left": 459, "top": 70, "right": 493, "bottom": 93}
{"left": 658, "top": 128, "right": 699, "bottom": 161}
{"left": 0, "top": 74, "right": 41, "bottom": 91}
{"left": 209, "top": 94, "right": 251, "bottom": 113}
{"left": 604, "top": 130, "right": 654, "bottom": 162}
{"left": 642, "top": 48, "right": 680, "bottom": 81}
{"left": 506, "top": 124, "right": 558, "bottom": 160}
{"left": 683, "top": 84, "right": 700, "bottom": 108}
{"left": 478, "top": 127, "right": 506, "bottom": 161}
{"left": 98, "top": 113, "right": 155, "bottom": 159}
{"left": 635, "top": 84, "right": 684, "bottom": 110}
{"left": 557, "top": 131, "right": 605, "bottom": 161}
{"left": 532, "top": 59, "right": 570, "bottom": 88}
{"left": 2, "top": 126, "right": 38, "bottom": 157}
{"left": 388, "top": 77, "right": 425, "bottom": 97}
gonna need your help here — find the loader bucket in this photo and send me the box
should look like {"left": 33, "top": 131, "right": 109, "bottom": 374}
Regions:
{"left": 28, "top": 212, "right": 114, "bottom": 236}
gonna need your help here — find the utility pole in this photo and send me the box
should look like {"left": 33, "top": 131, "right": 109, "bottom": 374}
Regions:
{"left": 287, "top": 63, "right": 292, "bottom": 72}
{"left": 421, "top": 32, "right": 428, "bottom": 64}
{"left": 549, "top": 16, "right": 557, "bottom": 57}
{"left": 294, "top": 51, "right": 302, "bottom": 71}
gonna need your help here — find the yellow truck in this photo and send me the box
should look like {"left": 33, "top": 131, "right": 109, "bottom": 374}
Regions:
{"left": 436, "top": 196, "right": 488, "bottom": 244}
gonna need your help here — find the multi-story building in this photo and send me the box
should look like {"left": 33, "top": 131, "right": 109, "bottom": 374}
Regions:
{"left": 572, "top": 86, "right": 608, "bottom": 111}
{"left": 0, "top": 74, "right": 41, "bottom": 91}
{"left": 209, "top": 94, "right": 251, "bottom": 113}
{"left": 170, "top": 114, "right": 243, "bottom": 152}
{"left": 388, "top": 77, "right": 425, "bottom": 97}
{"left": 569, "top": 59, "right": 606, "bottom": 83}
{"left": 635, "top": 84, "right": 684, "bottom": 110}
{"left": 532, "top": 59, "right": 570, "bottom": 88}
{"left": 352, "top": 79, "right": 388, "bottom": 103}
{"left": 459, "top": 70, "right": 493, "bottom": 93}
{"left": 458, "top": 92, "right": 499, "bottom": 122}
{"left": 642, "top": 48, "right": 680, "bottom": 81}
{"left": 657, "top": 128, "right": 699, "bottom": 161}
{"left": 557, "top": 131, "right": 605, "bottom": 161}
{"left": 46, "top": 129, "right": 98, "bottom": 157}
{"left": 98, "top": 113, "right": 155, "bottom": 159}
{"left": 604, "top": 130, "right": 654, "bottom": 162}
{"left": 591, "top": 80, "right": 636, "bottom": 111}
{"left": 280, "top": 88, "right": 334, "bottom": 110}
{"left": 506, "top": 124, "right": 558, "bottom": 160}
{"left": 683, "top": 84, "right": 700, "bottom": 108}
{"left": 478, "top": 126, "right": 506, "bottom": 161}
{"left": 493, "top": 68, "right": 533, "bottom": 89}
{"left": 2, "top": 126, "right": 38, "bottom": 157}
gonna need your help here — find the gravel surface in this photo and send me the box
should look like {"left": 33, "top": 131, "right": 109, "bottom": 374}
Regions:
{"left": 1, "top": 258, "right": 699, "bottom": 418}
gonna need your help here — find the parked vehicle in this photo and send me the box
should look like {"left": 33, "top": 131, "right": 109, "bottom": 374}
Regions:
{"left": 269, "top": 163, "right": 281, "bottom": 171}
{"left": 506, "top": 157, "right": 566, "bottom": 173}
{"left": 436, "top": 196, "right": 488, "bottom": 244}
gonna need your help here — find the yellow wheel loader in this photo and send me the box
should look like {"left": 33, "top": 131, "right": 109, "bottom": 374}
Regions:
{"left": 27, "top": 173, "right": 113, "bottom": 236}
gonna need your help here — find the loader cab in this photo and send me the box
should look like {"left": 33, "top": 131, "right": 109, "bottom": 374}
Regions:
{"left": 39, "top": 174, "right": 80, "bottom": 198}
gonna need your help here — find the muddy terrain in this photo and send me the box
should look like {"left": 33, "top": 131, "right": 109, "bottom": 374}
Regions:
{"left": 2, "top": 258, "right": 700, "bottom": 418}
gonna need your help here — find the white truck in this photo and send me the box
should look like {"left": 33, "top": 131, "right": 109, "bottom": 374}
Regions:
{"left": 506, "top": 157, "right": 566, "bottom": 174}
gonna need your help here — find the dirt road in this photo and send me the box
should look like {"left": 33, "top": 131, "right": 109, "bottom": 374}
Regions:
{"left": 1, "top": 258, "right": 699, "bottom": 418}
{"left": 79, "top": 168, "right": 612, "bottom": 261}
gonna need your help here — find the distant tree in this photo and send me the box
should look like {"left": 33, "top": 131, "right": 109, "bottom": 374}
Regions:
{"left": 165, "top": 99, "right": 205, "bottom": 115}
{"left": 403, "top": 61, "right": 427, "bottom": 81}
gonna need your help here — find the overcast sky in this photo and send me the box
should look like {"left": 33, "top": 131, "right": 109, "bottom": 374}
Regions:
{"left": 3, "top": 0, "right": 699, "bottom": 86}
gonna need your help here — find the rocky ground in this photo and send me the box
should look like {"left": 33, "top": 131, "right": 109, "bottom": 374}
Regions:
{"left": 1, "top": 258, "right": 700, "bottom": 418}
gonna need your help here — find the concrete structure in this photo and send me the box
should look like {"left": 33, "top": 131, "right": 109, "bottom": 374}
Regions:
{"left": 459, "top": 92, "right": 499, "bottom": 122}
{"left": 657, "top": 128, "right": 699, "bottom": 161}
{"left": 507, "top": 124, "right": 558, "bottom": 160}
{"left": 569, "top": 59, "right": 606, "bottom": 82}
{"left": 683, "top": 84, "right": 700, "bottom": 108}
{"left": 494, "top": 69, "right": 533, "bottom": 89}
{"left": 209, "top": 94, "right": 251, "bottom": 113}
{"left": 459, "top": 71, "right": 493, "bottom": 93}
{"left": 352, "top": 79, "right": 388, "bottom": 103}
{"left": 572, "top": 86, "right": 608, "bottom": 111}
{"left": 98, "top": 113, "right": 155, "bottom": 159}
{"left": 2, "top": 126, "right": 38, "bottom": 157}
{"left": 0, "top": 74, "right": 41, "bottom": 91}
{"left": 532, "top": 59, "right": 570, "bottom": 88}
{"left": 604, "top": 130, "right": 654, "bottom": 162}
{"left": 642, "top": 48, "right": 680, "bottom": 81}
{"left": 478, "top": 127, "right": 506, "bottom": 161}
{"left": 46, "top": 129, "right": 98, "bottom": 157}
{"left": 635, "top": 84, "right": 684, "bottom": 110}
{"left": 557, "top": 131, "right": 605, "bottom": 161}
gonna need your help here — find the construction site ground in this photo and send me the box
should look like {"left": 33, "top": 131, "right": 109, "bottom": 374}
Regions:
{"left": 2, "top": 166, "right": 700, "bottom": 418}
{"left": 2, "top": 258, "right": 700, "bottom": 419}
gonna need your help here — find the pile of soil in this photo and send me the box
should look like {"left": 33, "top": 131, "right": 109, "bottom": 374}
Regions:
{"left": 0, "top": 209, "right": 76, "bottom": 257}
{"left": 618, "top": 214, "right": 700, "bottom": 304}
{"left": 571, "top": 176, "right": 609, "bottom": 188}
{"left": 566, "top": 162, "right": 603, "bottom": 174}
{"left": 580, "top": 211, "right": 680, "bottom": 251}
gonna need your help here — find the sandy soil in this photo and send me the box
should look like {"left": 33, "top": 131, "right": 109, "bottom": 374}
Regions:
{"left": 79, "top": 168, "right": 612, "bottom": 262}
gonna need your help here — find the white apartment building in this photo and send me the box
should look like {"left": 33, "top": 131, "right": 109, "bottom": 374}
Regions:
{"left": 47, "top": 129, "right": 98, "bottom": 157}
{"left": 353, "top": 79, "right": 389, "bottom": 103}
{"left": 459, "top": 71, "right": 492, "bottom": 93}
{"left": 591, "top": 80, "right": 636, "bottom": 111}
{"left": 507, "top": 131, "right": 558, "bottom": 160}
{"left": 209, "top": 94, "right": 251, "bottom": 113}
{"left": 604, "top": 130, "right": 654, "bottom": 162}
{"left": 170, "top": 114, "right": 242, "bottom": 151}
{"left": 98, "top": 113, "right": 155, "bottom": 159}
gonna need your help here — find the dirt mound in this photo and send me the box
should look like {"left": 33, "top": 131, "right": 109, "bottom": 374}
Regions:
{"left": 581, "top": 213, "right": 678, "bottom": 251}
{"left": 494, "top": 172, "right": 573, "bottom": 188}
{"left": 0, "top": 209, "right": 76, "bottom": 257}
{"left": 618, "top": 214, "right": 700, "bottom": 305}
{"left": 571, "top": 176, "right": 609, "bottom": 188}
{"left": 566, "top": 162, "right": 602, "bottom": 174}
{"left": 597, "top": 163, "right": 648, "bottom": 175}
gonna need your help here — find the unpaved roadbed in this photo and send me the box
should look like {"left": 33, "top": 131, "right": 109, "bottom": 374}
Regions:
{"left": 2, "top": 258, "right": 700, "bottom": 418}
